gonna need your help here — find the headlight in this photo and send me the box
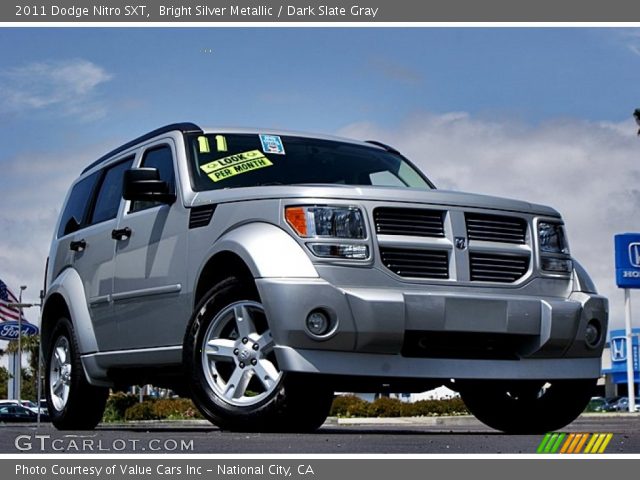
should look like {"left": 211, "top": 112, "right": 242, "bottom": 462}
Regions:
{"left": 538, "top": 221, "right": 569, "bottom": 254}
{"left": 285, "top": 206, "right": 366, "bottom": 239}
{"left": 285, "top": 205, "right": 368, "bottom": 260}
{"left": 538, "top": 221, "right": 571, "bottom": 274}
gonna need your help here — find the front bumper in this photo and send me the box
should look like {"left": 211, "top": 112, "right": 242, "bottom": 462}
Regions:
{"left": 256, "top": 277, "right": 608, "bottom": 381}
{"left": 273, "top": 347, "right": 601, "bottom": 380}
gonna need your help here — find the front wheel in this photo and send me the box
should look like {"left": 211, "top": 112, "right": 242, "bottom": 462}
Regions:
{"left": 45, "top": 317, "right": 109, "bottom": 430}
{"left": 458, "top": 379, "right": 596, "bottom": 434}
{"left": 184, "top": 277, "right": 333, "bottom": 432}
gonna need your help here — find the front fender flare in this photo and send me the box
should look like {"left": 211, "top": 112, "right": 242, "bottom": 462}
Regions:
{"left": 209, "top": 222, "right": 318, "bottom": 278}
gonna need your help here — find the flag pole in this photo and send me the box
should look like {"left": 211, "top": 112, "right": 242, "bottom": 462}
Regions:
{"left": 36, "top": 290, "right": 43, "bottom": 428}
{"left": 17, "top": 286, "right": 26, "bottom": 402}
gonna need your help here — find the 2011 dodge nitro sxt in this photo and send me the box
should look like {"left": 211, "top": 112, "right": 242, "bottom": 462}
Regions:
{"left": 42, "top": 123, "right": 608, "bottom": 433}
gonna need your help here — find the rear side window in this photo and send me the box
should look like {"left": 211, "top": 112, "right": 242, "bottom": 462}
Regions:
{"left": 130, "top": 145, "right": 175, "bottom": 212}
{"left": 90, "top": 158, "right": 134, "bottom": 225}
{"left": 57, "top": 172, "right": 99, "bottom": 238}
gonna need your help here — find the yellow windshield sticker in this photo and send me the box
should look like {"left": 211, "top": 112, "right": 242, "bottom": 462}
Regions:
{"left": 197, "top": 136, "right": 210, "bottom": 153}
{"left": 200, "top": 150, "right": 273, "bottom": 182}
{"left": 215, "top": 135, "right": 228, "bottom": 152}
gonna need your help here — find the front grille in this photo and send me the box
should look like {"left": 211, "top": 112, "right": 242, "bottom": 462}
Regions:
{"left": 379, "top": 247, "right": 449, "bottom": 279}
{"left": 402, "top": 331, "right": 534, "bottom": 360}
{"left": 374, "top": 207, "right": 445, "bottom": 237}
{"left": 469, "top": 253, "right": 530, "bottom": 283}
{"left": 465, "top": 213, "right": 527, "bottom": 244}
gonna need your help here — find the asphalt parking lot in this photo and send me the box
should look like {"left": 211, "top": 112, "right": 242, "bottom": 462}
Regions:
{"left": 1, "top": 414, "right": 639, "bottom": 454}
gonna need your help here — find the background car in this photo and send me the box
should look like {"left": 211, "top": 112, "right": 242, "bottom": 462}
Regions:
{"left": 607, "top": 397, "right": 640, "bottom": 412}
{"left": 0, "top": 399, "right": 48, "bottom": 416}
{"left": 0, "top": 405, "right": 49, "bottom": 422}
{"left": 586, "top": 397, "right": 613, "bottom": 412}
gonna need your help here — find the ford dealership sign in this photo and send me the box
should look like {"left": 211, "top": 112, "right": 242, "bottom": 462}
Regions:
{"left": 0, "top": 321, "right": 39, "bottom": 341}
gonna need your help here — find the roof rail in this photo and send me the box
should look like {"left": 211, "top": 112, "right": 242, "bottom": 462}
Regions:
{"left": 82, "top": 122, "right": 203, "bottom": 174}
{"left": 365, "top": 140, "right": 401, "bottom": 155}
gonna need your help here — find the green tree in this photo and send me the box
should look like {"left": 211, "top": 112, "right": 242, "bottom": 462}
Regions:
{"left": 6, "top": 335, "right": 41, "bottom": 401}
{"left": 0, "top": 366, "right": 9, "bottom": 399}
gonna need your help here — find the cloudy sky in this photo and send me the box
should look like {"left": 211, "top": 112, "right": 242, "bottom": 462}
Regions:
{"left": 0, "top": 27, "right": 639, "bottom": 332}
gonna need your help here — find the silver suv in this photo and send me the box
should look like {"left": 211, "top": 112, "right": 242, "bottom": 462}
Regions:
{"left": 43, "top": 123, "right": 608, "bottom": 433}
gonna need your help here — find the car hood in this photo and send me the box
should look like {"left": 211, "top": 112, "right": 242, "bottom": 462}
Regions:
{"left": 189, "top": 185, "right": 560, "bottom": 217}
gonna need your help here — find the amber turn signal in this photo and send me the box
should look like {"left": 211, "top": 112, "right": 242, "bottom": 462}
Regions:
{"left": 285, "top": 207, "right": 308, "bottom": 237}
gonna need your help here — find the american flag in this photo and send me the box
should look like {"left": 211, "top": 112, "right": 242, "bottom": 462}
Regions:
{"left": 0, "top": 279, "right": 26, "bottom": 323}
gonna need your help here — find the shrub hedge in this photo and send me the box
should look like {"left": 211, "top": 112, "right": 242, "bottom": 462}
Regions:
{"left": 102, "top": 394, "right": 204, "bottom": 422}
{"left": 102, "top": 392, "right": 140, "bottom": 422}
{"left": 330, "top": 395, "right": 469, "bottom": 418}
{"left": 104, "top": 393, "right": 467, "bottom": 422}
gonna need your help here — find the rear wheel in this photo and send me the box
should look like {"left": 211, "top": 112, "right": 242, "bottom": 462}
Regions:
{"left": 458, "top": 379, "right": 596, "bottom": 434}
{"left": 184, "top": 277, "right": 333, "bottom": 432}
{"left": 45, "top": 317, "right": 109, "bottom": 430}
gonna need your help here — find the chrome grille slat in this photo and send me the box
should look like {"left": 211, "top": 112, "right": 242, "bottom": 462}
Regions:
{"left": 469, "top": 253, "right": 530, "bottom": 283}
{"left": 374, "top": 207, "right": 445, "bottom": 237}
{"left": 465, "top": 213, "right": 527, "bottom": 244}
{"left": 380, "top": 247, "right": 449, "bottom": 279}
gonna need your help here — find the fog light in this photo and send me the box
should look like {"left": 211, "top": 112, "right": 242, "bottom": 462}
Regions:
{"left": 306, "top": 310, "right": 330, "bottom": 336}
{"left": 585, "top": 319, "right": 601, "bottom": 347}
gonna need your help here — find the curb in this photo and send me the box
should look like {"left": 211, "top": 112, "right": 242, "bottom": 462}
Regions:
{"left": 99, "top": 412, "right": 640, "bottom": 428}
{"left": 336, "top": 415, "right": 482, "bottom": 426}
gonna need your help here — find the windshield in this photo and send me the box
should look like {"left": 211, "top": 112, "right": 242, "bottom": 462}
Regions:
{"left": 187, "top": 133, "right": 433, "bottom": 191}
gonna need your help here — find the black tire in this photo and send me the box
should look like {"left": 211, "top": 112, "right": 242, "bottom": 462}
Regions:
{"left": 45, "top": 317, "right": 109, "bottom": 430}
{"left": 458, "top": 379, "right": 596, "bottom": 434}
{"left": 183, "top": 276, "right": 333, "bottom": 432}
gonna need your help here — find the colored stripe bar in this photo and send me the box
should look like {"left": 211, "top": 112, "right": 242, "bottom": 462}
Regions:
{"left": 560, "top": 433, "right": 576, "bottom": 454}
{"left": 573, "top": 433, "right": 589, "bottom": 454}
{"left": 538, "top": 433, "right": 613, "bottom": 454}
{"left": 544, "top": 433, "right": 559, "bottom": 453}
{"left": 537, "top": 433, "right": 553, "bottom": 454}
{"left": 566, "top": 433, "right": 583, "bottom": 454}
{"left": 597, "top": 433, "right": 613, "bottom": 454}
{"left": 550, "top": 433, "right": 566, "bottom": 453}
{"left": 584, "top": 434, "right": 599, "bottom": 454}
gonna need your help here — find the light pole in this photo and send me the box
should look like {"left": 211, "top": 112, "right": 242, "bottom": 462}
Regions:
{"left": 17, "top": 285, "right": 26, "bottom": 401}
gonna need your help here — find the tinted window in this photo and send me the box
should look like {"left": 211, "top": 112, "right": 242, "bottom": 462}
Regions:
{"left": 57, "top": 172, "right": 100, "bottom": 238}
{"left": 90, "top": 158, "right": 134, "bottom": 225}
{"left": 130, "top": 145, "right": 175, "bottom": 212}
{"left": 187, "top": 134, "right": 433, "bottom": 191}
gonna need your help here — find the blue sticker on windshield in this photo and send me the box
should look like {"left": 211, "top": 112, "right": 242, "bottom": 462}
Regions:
{"left": 259, "top": 134, "right": 285, "bottom": 155}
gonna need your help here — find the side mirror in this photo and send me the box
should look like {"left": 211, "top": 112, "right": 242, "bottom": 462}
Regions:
{"left": 123, "top": 168, "right": 176, "bottom": 204}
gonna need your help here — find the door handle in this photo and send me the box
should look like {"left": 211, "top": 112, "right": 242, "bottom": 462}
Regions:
{"left": 111, "top": 227, "right": 132, "bottom": 241}
{"left": 69, "top": 239, "right": 86, "bottom": 252}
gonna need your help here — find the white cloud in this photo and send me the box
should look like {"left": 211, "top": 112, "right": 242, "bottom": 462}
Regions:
{"left": 1, "top": 113, "right": 638, "bottom": 332}
{"left": 0, "top": 140, "right": 117, "bottom": 324}
{"left": 611, "top": 28, "right": 640, "bottom": 57}
{"left": 340, "top": 112, "right": 640, "bottom": 329}
{"left": 0, "top": 59, "right": 112, "bottom": 120}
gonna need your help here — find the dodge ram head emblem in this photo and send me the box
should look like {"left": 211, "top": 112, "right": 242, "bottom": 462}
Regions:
{"left": 455, "top": 237, "right": 467, "bottom": 250}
